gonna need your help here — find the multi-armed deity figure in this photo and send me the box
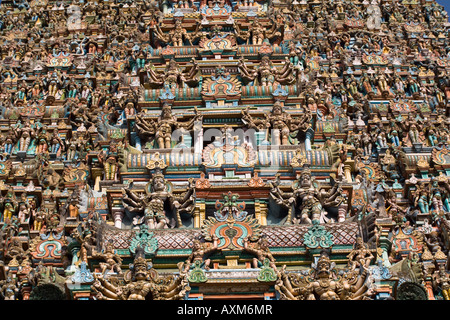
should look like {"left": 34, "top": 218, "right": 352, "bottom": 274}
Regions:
{"left": 238, "top": 56, "right": 295, "bottom": 87}
{"left": 241, "top": 100, "right": 312, "bottom": 145}
{"left": 134, "top": 103, "right": 202, "bottom": 149}
{"left": 275, "top": 249, "right": 374, "bottom": 300}
{"left": 92, "top": 247, "right": 189, "bottom": 300}
{"left": 122, "top": 162, "right": 195, "bottom": 229}
{"left": 153, "top": 19, "right": 200, "bottom": 47}
{"left": 145, "top": 58, "right": 199, "bottom": 90}
{"left": 270, "top": 165, "right": 343, "bottom": 224}
{"left": 233, "top": 18, "right": 281, "bottom": 45}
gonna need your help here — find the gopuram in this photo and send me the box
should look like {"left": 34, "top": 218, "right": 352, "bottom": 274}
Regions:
{"left": 0, "top": 0, "right": 448, "bottom": 301}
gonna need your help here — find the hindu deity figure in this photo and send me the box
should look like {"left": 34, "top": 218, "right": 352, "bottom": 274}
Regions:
{"left": 183, "top": 236, "right": 218, "bottom": 272}
{"left": 65, "top": 131, "right": 83, "bottom": 161}
{"left": 413, "top": 182, "right": 430, "bottom": 214}
{"left": 91, "top": 242, "right": 123, "bottom": 275}
{"left": 32, "top": 208, "right": 46, "bottom": 232}
{"left": 234, "top": 18, "right": 280, "bottom": 45}
{"left": 14, "top": 119, "right": 36, "bottom": 152}
{"left": 146, "top": 58, "right": 199, "bottom": 89}
{"left": 98, "top": 142, "right": 120, "bottom": 181}
{"left": 122, "top": 169, "right": 195, "bottom": 229}
{"left": 242, "top": 100, "right": 311, "bottom": 145}
{"left": 35, "top": 128, "right": 49, "bottom": 154}
{"left": 0, "top": 273, "right": 19, "bottom": 300}
{"left": 424, "top": 231, "right": 445, "bottom": 257}
{"left": 50, "top": 129, "right": 65, "bottom": 155}
{"left": 238, "top": 56, "right": 294, "bottom": 87}
{"left": 134, "top": 103, "right": 202, "bottom": 149}
{"left": 2, "top": 131, "right": 16, "bottom": 155}
{"left": 1, "top": 188, "right": 17, "bottom": 223}
{"left": 376, "top": 70, "right": 391, "bottom": 96}
{"left": 400, "top": 113, "right": 423, "bottom": 144}
{"left": 243, "top": 236, "right": 277, "bottom": 270}
{"left": 92, "top": 248, "right": 189, "bottom": 300}
{"left": 433, "top": 265, "right": 450, "bottom": 300}
{"left": 270, "top": 166, "right": 343, "bottom": 224}
{"left": 276, "top": 250, "right": 373, "bottom": 300}
{"left": 380, "top": 149, "right": 399, "bottom": 179}
{"left": 153, "top": 19, "right": 194, "bottom": 47}
{"left": 347, "top": 237, "right": 374, "bottom": 271}
{"left": 17, "top": 195, "right": 30, "bottom": 223}
{"left": 429, "top": 180, "right": 446, "bottom": 213}
{"left": 360, "top": 72, "right": 374, "bottom": 96}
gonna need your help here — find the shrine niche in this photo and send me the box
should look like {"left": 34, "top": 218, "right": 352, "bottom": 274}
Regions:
{"left": 201, "top": 67, "right": 241, "bottom": 103}
{"left": 201, "top": 192, "right": 261, "bottom": 251}
{"left": 202, "top": 125, "right": 257, "bottom": 168}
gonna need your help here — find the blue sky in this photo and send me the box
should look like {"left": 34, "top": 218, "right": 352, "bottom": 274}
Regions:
{"left": 436, "top": 0, "right": 450, "bottom": 19}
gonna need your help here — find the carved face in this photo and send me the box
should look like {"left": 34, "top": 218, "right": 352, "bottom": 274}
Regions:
{"left": 133, "top": 263, "right": 148, "bottom": 281}
{"left": 162, "top": 107, "right": 172, "bottom": 119}
{"left": 152, "top": 176, "right": 166, "bottom": 192}
{"left": 300, "top": 172, "right": 312, "bottom": 187}
{"left": 272, "top": 103, "right": 282, "bottom": 115}
{"left": 316, "top": 260, "right": 331, "bottom": 278}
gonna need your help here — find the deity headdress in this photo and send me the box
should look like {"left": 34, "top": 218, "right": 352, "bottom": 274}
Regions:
{"left": 299, "top": 164, "right": 312, "bottom": 179}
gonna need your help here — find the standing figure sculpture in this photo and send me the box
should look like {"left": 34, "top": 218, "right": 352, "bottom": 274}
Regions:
{"left": 123, "top": 170, "right": 195, "bottom": 229}
{"left": 15, "top": 120, "right": 36, "bottom": 153}
{"left": 92, "top": 248, "right": 189, "bottom": 300}
{"left": 270, "top": 166, "right": 343, "bottom": 224}
{"left": 146, "top": 58, "right": 199, "bottom": 89}
{"left": 238, "top": 56, "right": 295, "bottom": 87}
{"left": 242, "top": 101, "right": 311, "bottom": 145}
{"left": 134, "top": 103, "right": 202, "bottom": 149}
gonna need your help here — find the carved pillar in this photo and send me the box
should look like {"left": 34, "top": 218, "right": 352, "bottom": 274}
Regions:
{"left": 194, "top": 202, "right": 206, "bottom": 228}
{"left": 378, "top": 232, "right": 392, "bottom": 267}
{"left": 20, "top": 285, "right": 32, "bottom": 300}
{"left": 338, "top": 200, "right": 347, "bottom": 223}
{"left": 91, "top": 167, "right": 103, "bottom": 191}
{"left": 112, "top": 209, "right": 124, "bottom": 229}
{"left": 193, "top": 120, "right": 203, "bottom": 156}
{"left": 305, "top": 129, "right": 314, "bottom": 151}
{"left": 424, "top": 280, "right": 435, "bottom": 300}
{"left": 255, "top": 200, "right": 268, "bottom": 226}
{"left": 66, "top": 242, "right": 81, "bottom": 275}
{"left": 343, "top": 159, "right": 354, "bottom": 182}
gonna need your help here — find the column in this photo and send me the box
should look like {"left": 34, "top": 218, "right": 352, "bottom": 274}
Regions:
{"left": 305, "top": 129, "right": 314, "bottom": 151}
{"left": 112, "top": 209, "right": 124, "bottom": 229}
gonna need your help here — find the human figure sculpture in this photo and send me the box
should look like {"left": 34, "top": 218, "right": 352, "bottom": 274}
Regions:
{"left": 134, "top": 103, "right": 202, "bottom": 149}
{"left": 243, "top": 236, "right": 277, "bottom": 270}
{"left": 276, "top": 250, "right": 373, "bottom": 300}
{"left": 92, "top": 248, "right": 189, "bottom": 300}
{"left": 92, "top": 242, "right": 123, "bottom": 275}
{"left": 123, "top": 170, "right": 195, "bottom": 229}
{"left": 146, "top": 58, "right": 199, "bottom": 89}
{"left": 241, "top": 101, "right": 311, "bottom": 145}
{"left": 347, "top": 237, "right": 374, "bottom": 271}
{"left": 270, "top": 166, "right": 343, "bottom": 224}
{"left": 183, "top": 236, "right": 218, "bottom": 272}
{"left": 0, "top": 273, "right": 19, "bottom": 300}
{"left": 238, "top": 56, "right": 294, "bottom": 87}
{"left": 15, "top": 120, "right": 36, "bottom": 153}
{"left": 50, "top": 129, "right": 65, "bottom": 155}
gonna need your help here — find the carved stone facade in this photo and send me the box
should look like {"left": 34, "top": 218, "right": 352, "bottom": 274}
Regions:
{"left": 0, "top": 0, "right": 449, "bottom": 301}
